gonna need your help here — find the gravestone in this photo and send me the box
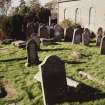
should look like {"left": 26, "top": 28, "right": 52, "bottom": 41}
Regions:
{"left": 54, "top": 25, "right": 64, "bottom": 41}
{"left": 39, "top": 25, "right": 50, "bottom": 39}
{"left": 82, "top": 28, "right": 90, "bottom": 45}
{"left": 64, "top": 27, "right": 74, "bottom": 42}
{"left": 72, "top": 28, "right": 82, "bottom": 44}
{"left": 96, "top": 36, "right": 102, "bottom": 46}
{"left": 100, "top": 36, "right": 105, "bottom": 55}
{"left": 39, "top": 55, "right": 67, "bottom": 105}
{"left": 25, "top": 39, "right": 39, "bottom": 66}
{"left": 26, "top": 21, "right": 39, "bottom": 39}
{"left": 33, "top": 22, "right": 39, "bottom": 34}
{"left": 31, "top": 33, "right": 40, "bottom": 50}
{"left": 96, "top": 27, "right": 103, "bottom": 46}
{"left": 49, "top": 25, "right": 54, "bottom": 38}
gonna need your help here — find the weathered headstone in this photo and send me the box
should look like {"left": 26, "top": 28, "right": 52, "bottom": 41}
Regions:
{"left": 39, "top": 55, "right": 67, "bottom": 105}
{"left": 31, "top": 33, "right": 40, "bottom": 50}
{"left": 82, "top": 28, "right": 90, "bottom": 45}
{"left": 26, "top": 21, "right": 39, "bottom": 39}
{"left": 90, "top": 31, "right": 96, "bottom": 39}
{"left": 34, "top": 22, "right": 39, "bottom": 34}
{"left": 39, "top": 24, "right": 50, "bottom": 39}
{"left": 64, "top": 27, "right": 74, "bottom": 42}
{"left": 100, "top": 36, "right": 105, "bottom": 55}
{"left": 96, "top": 27, "right": 103, "bottom": 46}
{"left": 25, "top": 39, "right": 39, "bottom": 66}
{"left": 49, "top": 25, "right": 54, "bottom": 38}
{"left": 54, "top": 24, "right": 64, "bottom": 41}
{"left": 72, "top": 28, "right": 82, "bottom": 44}
{"left": 96, "top": 36, "right": 102, "bottom": 46}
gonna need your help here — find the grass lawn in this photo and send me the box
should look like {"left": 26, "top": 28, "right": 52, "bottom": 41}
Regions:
{"left": 0, "top": 41, "right": 105, "bottom": 105}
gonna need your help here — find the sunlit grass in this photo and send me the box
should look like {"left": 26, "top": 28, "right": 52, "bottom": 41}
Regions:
{"left": 0, "top": 42, "right": 105, "bottom": 105}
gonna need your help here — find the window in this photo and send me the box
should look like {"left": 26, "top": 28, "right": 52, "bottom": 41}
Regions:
{"left": 75, "top": 8, "right": 81, "bottom": 23}
{"left": 89, "top": 7, "right": 96, "bottom": 29}
{"left": 64, "top": 8, "right": 69, "bottom": 20}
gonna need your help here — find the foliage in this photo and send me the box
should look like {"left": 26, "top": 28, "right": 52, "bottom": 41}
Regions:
{"left": 0, "top": 7, "right": 51, "bottom": 39}
{"left": 45, "top": 1, "right": 53, "bottom": 10}
{"left": 17, "top": 5, "right": 30, "bottom": 16}
{"left": 10, "top": 14, "right": 25, "bottom": 40}
{"left": 29, "top": 0, "right": 40, "bottom": 13}
{"left": 0, "top": 16, "right": 12, "bottom": 37}
{"left": 0, "top": 1, "right": 51, "bottom": 39}
{"left": 0, "top": 15, "right": 26, "bottom": 40}
{"left": 60, "top": 19, "right": 81, "bottom": 29}
{"left": 39, "top": 7, "right": 51, "bottom": 24}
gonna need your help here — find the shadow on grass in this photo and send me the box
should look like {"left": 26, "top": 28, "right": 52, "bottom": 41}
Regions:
{"left": 45, "top": 42, "right": 60, "bottom": 45}
{"left": 90, "top": 40, "right": 96, "bottom": 43}
{"left": 88, "top": 44, "right": 97, "bottom": 47}
{"left": 66, "top": 83, "right": 105, "bottom": 102}
{"left": 64, "top": 60, "right": 86, "bottom": 64}
{"left": 40, "top": 48, "right": 71, "bottom": 52}
{"left": 55, "top": 82, "right": 105, "bottom": 104}
{"left": 0, "top": 57, "right": 27, "bottom": 62}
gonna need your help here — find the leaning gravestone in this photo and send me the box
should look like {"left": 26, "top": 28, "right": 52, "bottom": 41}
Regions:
{"left": 39, "top": 25, "right": 50, "bottom": 39}
{"left": 82, "top": 28, "right": 90, "bottom": 45}
{"left": 64, "top": 27, "right": 74, "bottom": 42}
{"left": 25, "top": 39, "right": 39, "bottom": 67}
{"left": 39, "top": 55, "right": 67, "bottom": 105}
{"left": 54, "top": 25, "right": 64, "bottom": 41}
{"left": 100, "top": 36, "right": 105, "bottom": 55}
{"left": 72, "top": 28, "right": 82, "bottom": 44}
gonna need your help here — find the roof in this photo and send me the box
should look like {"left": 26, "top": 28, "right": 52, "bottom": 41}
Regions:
{"left": 58, "top": 0, "right": 79, "bottom": 3}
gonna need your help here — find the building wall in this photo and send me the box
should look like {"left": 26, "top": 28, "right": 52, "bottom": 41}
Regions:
{"left": 58, "top": 0, "right": 105, "bottom": 32}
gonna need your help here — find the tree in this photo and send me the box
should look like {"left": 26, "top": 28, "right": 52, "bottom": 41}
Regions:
{"left": 0, "top": 16, "right": 12, "bottom": 37}
{"left": 10, "top": 14, "right": 25, "bottom": 40}
{"left": 18, "top": 5, "right": 30, "bottom": 16}
{"left": 0, "top": 0, "right": 11, "bottom": 15}
{"left": 39, "top": 7, "right": 51, "bottom": 24}
{"left": 29, "top": 0, "right": 40, "bottom": 12}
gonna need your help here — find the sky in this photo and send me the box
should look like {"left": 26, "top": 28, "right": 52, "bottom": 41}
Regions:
{"left": 11, "top": 0, "right": 48, "bottom": 7}
{"left": 39, "top": 0, "right": 47, "bottom": 5}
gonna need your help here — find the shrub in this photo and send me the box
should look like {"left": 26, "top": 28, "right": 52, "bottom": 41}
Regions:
{"left": 59, "top": 19, "right": 73, "bottom": 28}
{"left": 0, "top": 6, "right": 51, "bottom": 40}
{"left": 60, "top": 19, "right": 81, "bottom": 29}
{"left": 0, "top": 16, "right": 12, "bottom": 38}
{"left": 0, "top": 15, "right": 26, "bottom": 40}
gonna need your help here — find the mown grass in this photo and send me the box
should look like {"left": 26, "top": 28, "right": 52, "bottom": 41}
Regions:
{"left": 0, "top": 42, "right": 105, "bottom": 105}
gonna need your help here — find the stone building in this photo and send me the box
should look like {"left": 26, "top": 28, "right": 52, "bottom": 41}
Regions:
{"left": 58, "top": 0, "right": 105, "bottom": 32}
